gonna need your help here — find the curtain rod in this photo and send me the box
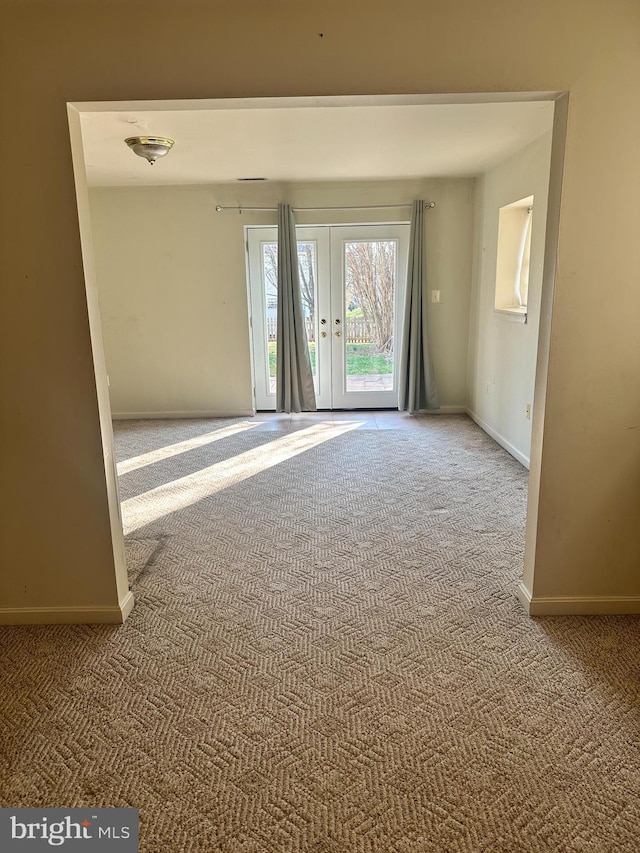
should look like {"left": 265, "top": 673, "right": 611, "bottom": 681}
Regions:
{"left": 214, "top": 202, "right": 435, "bottom": 213}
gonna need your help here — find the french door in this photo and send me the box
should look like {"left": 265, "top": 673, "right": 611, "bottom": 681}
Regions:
{"left": 247, "top": 223, "right": 409, "bottom": 410}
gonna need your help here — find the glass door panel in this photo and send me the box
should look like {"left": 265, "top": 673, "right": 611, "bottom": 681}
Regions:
{"left": 344, "top": 239, "right": 397, "bottom": 394}
{"left": 261, "top": 240, "right": 319, "bottom": 395}
{"left": 260, "top": 241, "right": 278, "bottom": 396}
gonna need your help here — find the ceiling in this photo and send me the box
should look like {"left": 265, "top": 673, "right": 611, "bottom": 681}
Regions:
{"left": 79, "top": 100, "right": 554, "bottom": 187}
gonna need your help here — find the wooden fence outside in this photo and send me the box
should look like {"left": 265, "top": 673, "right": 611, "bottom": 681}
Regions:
{"left": 266, "top": 317, "right": 370, "bottom": 343}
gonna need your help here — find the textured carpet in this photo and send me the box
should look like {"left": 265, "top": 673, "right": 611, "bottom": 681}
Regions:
{"left": 1, "top": 415, "right": 639, "bottom": 852}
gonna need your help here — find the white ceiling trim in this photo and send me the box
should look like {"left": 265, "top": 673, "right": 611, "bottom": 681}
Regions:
{"left": 70, "top": 91, "right": 562, "bottom": 114}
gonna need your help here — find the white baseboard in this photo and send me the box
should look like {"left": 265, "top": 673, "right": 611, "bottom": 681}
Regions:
{"left": 466, "top": 409, "right": 530, "bottom": 469}
{"left": 518, "top": 582, "right": 640, "bottom": 615}
{"left": 119, "top": 590, "right": 135, "bottom": 622}
{"left": 0, "top": 591, "right": 135, "bottom": 625}
{"left": 112, "top": 410, "right": 255, "bottom": 420}
{"left": 396, "top": 405, "right": 466, "bottom": 415}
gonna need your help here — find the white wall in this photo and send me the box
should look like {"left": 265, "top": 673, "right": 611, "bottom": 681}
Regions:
{"left": 89, "top": 186, "right": 254, "bottom": 417}
{"left": 467, "top": 132, "right": 553, "bottom": 467}
{"left": 90, "top": 177, "right": 475, "bottom": 415}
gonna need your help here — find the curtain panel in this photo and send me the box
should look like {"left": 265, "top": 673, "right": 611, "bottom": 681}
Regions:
{"left": 399, "top": 200, "right": 440, "bottom": 413}
{"left": 276, "top": 204, "right": 317, "bottom": 413}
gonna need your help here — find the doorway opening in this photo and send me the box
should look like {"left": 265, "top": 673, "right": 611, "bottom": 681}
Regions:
{"left": 67, "top": 91, "right": 567, "bottom": 617}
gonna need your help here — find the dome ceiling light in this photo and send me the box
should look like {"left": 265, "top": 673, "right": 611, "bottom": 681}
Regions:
{"left": 125, "top": 136, "right": 175, "bottom": 165}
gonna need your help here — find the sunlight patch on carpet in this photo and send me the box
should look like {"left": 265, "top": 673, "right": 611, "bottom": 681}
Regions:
{"left": 121, "top": 420, "right": 364, "bottom": 534}
{"left": 117, "top": 420, "right": 260, "bottom": 475}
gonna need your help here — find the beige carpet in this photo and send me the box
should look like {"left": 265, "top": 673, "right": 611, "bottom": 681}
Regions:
{"left": 1, "top": 414, "right": 638, "bottom": 852}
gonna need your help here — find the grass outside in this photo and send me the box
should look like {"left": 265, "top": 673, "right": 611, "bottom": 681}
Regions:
{"left": 268, "top": 342, "right": 392, "bottom": 376}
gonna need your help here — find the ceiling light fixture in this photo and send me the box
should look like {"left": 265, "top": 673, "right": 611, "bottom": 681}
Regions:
{"left": 125, "top": 136, "right": 175, "bottom": 165}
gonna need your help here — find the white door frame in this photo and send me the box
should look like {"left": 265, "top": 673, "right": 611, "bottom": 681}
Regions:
{"left": 247, "top": 223, "right": 409, "bottom": 410}
{"left": 247, "top": 226, "right": 331, "bottom": 409}
{"left": 329, "top": 224, "right": 409, "bottom": 409}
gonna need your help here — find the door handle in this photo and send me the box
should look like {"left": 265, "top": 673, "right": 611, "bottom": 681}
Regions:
{"left": 334, "top": 331, "right": 341, "bottom": 337}
{"left": 321, "top": 331, "right": 327, "bottom": 338}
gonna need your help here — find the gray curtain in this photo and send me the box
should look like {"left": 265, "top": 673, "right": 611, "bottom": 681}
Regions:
{"left": 399, "top": 200, "right": 440, "bottom": 412}
{"left": 276, "top": 204, "right": 317, "bottom": 413}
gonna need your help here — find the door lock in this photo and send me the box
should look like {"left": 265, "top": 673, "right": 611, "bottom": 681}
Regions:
{"left": 334, "top": 318, "right": 341, "bottom": 325}
{"left": 320, "top": 318, "right": 327, "bottom": 325}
